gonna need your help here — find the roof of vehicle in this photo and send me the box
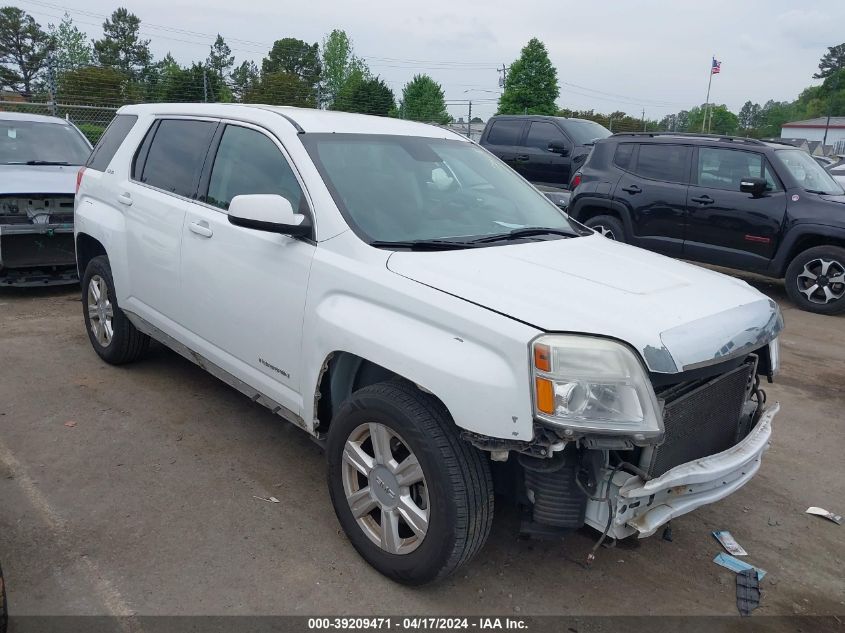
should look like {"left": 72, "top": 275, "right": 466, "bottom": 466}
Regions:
{"left": 604, "top": 131, "right": 797, "bottom": 151}
{"left": 0, "top": 111, "right": 77, "bottom": 125}
{"left": 487, "top": 114, "right": 596, "bottom": 124}
{"left": 116, "top": 103, "right": 469, "bottom": 140}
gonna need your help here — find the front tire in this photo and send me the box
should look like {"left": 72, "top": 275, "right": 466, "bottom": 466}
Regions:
{"left": 585, "top": 215, "right": 626, "bottom": 242}
{"left": 784, "top": 246, "right": 845, "bottom": 315}
{"left": 326, "top": 381, "right": 493, "bottom": 585}
{"left": 82, "top": 256, "right": 150, "bottom": 364}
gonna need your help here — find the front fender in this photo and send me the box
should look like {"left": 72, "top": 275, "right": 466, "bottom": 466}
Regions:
{"left": 770, "top": 223, "right": 845, "bottom": 276}
{"left": 74, "top": 191, "right": 130, "bottom": 300}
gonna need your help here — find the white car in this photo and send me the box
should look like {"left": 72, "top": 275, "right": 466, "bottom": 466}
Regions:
{"left": 75, "top": 104, "right": 782, "bottom": 585}
{"left": 0, "top": 112, "right": 92, "bottom": 286}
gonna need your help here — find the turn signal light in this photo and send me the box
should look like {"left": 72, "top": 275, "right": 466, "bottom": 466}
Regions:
{"left": 76, "top": 167, "right": 86, "bottom": 194}
{"left": 533, "top": 343, "right": 551, "bottom": 372}
{"left": 535, "top": 377, "right": 554, "bottom": 414}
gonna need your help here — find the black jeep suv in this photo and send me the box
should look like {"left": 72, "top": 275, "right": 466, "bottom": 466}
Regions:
{"left": 479, "top": 115, "right": 610, "bottom": 189}
{"left": 569, "top": 132, "right": 845, "bottom": 314}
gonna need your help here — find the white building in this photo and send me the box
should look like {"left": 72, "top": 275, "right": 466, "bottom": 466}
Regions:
{"left": 781, "top": 117, "right": 845, "bottom": 154}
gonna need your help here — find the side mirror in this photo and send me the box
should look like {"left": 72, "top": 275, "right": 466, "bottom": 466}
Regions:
{"left": 740, "top": 177, "right": 767, "bottom": 197}
{"left": 227, "top": 194, "right": 310, "bottom": 237}
{"left": 548, "top": 141, "right": 570, "bottom": 157}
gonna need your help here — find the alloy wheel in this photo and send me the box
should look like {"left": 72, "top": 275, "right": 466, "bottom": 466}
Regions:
{"left": 87, "top": 274, "right": 114, "bottom": 347}
{"left": 593, "top": 225, "right": 617, "bottom": 240}
{"left": 796, "top": 258, "right": 845, "bottom": 305}
{"left": 341, "top": 423, "right": 429, "bottom": 555}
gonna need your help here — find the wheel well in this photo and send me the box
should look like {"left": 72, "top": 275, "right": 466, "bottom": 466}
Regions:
{"left": 780, "top": 234, "right": 845, "bottom": 276}
{"left": 75, "top": 233, "right": 107, "bottom": 277}
{"left": 314, "top": 352, "right": 444, "bottom": 435}
{"left": 577, "top": 206, "right": 622, "bottom": 225}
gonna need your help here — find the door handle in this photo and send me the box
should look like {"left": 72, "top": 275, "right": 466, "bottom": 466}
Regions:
{"left": 621, "top": 184, "right": 642, "bottom": 194}
{"left": 117, "top": 192, "right": 133, "bottom": 206}
{"left": 690, "top": 195, "right": 714, "bottom": 205}
{"left": 515, "top": 154, "right": 530, "bottom": 162}
{"left": 189, "top": 221, "right": 213, "bottom": 238}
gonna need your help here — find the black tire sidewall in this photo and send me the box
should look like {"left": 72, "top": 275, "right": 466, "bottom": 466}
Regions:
{"left": 785, "top": 246, "right": 845, "bottom": 315}
{"left": 81, "top": 256, "right": 127, "bottom": 361}
{"left": 585, "top": 215, "right": 626, "bottom": 242}
{"left": 326, "top": 386, "right": 462, "bottom": 585}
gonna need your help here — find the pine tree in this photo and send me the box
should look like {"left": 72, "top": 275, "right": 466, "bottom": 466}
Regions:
{"left": 497, "top": 38, "right": 559, "bottom": 115}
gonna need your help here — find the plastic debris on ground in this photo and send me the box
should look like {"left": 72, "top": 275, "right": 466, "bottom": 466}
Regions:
{"left": 253, "top": 495, "right": 280, "bottom": 503}
{"left": 713, "top": 552, "right": 766, "bottom": 579}
{"left": 64, "top": 420, "right": 77, "bottom": 428}
{"left": 805, "top": 506, "right": 842, "bottom": 525}
{"left": 736, "top": 569, "right": 761, "bottom": 616}
{"left": 713, "top": 530, "right": 747, "bottom": 556}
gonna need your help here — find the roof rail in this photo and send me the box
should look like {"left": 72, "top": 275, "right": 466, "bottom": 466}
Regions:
{"left": 611, "top": 131, "right": 765, "bottom": 145}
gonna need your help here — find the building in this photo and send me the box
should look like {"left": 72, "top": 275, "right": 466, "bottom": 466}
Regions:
{"left": 780, "top": 117, "right": 845, "bottom": 150}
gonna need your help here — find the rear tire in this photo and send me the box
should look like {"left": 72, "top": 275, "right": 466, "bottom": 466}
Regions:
{"left": 585, "top": 215, "right": 626, "bottom": 242}
{"left": 784, "top": 245, "right": 845, "bottom": 315}
{"left": 326, "top": 380, "right": 493, "bottom": 585}
{"left": 82, "top": 255, "right": 150, "bottom": 364}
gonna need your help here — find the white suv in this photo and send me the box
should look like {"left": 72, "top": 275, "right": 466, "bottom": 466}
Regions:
{"left": 75, "top": 104, "right": 782, "bottom": 585}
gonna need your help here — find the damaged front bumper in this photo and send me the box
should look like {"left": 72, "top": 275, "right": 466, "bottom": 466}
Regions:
{"left": 0, "top": 223, "right": 78, "bottom": 286}
{"left": 585, "top": 402, "right": 778, "bottom": 539}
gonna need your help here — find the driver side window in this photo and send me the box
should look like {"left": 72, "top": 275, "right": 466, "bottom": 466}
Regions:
{"left": 205, "top": 125, "right": 304, "bottom": 212}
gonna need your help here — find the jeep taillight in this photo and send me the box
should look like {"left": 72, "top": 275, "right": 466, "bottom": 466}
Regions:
{"left": 76, "top": 167, "right": 86, "bottom": 194}
{"left": 571, "top": 173, "right": 582, "bottom": 189}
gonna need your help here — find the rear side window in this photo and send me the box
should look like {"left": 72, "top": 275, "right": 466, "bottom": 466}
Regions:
{"left": 524, "top": 121, "right": 567, "bottom": 150}
{"left": 486, "top": 120, "right": 523, "bottom": 146}
{"left": 613, "top": 143, "right": 635, "bottom": 169}
{"left": 140, "top": 119, "right": 217, "bottom": 198}
{"left": 635, "top": 144, "right": 689, "bottom": 183}
{"left": 86, "top": 114, "right": 137, "bottom": 171}
{"left": 205, "top": 125, "right": 304, "bottom": 212}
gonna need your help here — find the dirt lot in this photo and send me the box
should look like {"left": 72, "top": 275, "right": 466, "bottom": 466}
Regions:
{"left": 1, "top": 273, "right": 843, "bottom": 624}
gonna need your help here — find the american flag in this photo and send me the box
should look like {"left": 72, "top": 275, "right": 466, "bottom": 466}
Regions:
{"left": 712, "top": 58, "right": 721, "bottom": 74}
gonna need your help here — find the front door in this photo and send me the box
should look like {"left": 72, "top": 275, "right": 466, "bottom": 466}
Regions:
{"left": 684, "top": 146, "right": 786, "bottom": 271}
{"left": 179, "top": 123, "right": 316, "bottom": 414}
{"left": 519, "top": 120, "right": 573, "bottom": 186}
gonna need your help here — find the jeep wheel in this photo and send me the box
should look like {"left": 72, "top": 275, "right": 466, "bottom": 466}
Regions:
{"left": 326, "top": 380, "right": 493, "bottom": 585}
{"left": 585, "top": 215, "right": 625, "bottom": 242}
{"left": 785, "top": 246, "right": 845, "bottom": 315}
{"left": 82, "top": 256, "right": 150, "bottom": 364}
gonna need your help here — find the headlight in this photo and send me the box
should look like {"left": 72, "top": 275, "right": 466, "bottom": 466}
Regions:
{"left": 532, "top": 334, "right": 663, "bottom": 443}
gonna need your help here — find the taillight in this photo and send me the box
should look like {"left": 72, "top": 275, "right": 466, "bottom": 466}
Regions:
{"left": 571, "top": 173, "right": 582, "bottom": 189}
{"left": 76, "top": 167, "right": 86, "bottom": 194}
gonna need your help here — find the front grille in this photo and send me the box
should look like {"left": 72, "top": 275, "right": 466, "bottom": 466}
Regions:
{"left": 648, "top": 363, "right": 754, "bottom": 478}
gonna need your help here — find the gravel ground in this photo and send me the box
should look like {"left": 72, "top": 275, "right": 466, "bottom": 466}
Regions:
{"left": 0, "top": 273, "right": 843, "bottom": 625}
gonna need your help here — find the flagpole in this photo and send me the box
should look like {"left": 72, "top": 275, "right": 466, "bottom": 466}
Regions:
{"left": 702, "top": 56, "right": 714, "bottom": 133}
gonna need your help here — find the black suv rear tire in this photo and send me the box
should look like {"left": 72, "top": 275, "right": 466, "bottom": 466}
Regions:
{"left": 785, "top": 245, "right": 845, "bottom": 315}
{"left": 585, "top": 215, "right": 625, "bottom": 242}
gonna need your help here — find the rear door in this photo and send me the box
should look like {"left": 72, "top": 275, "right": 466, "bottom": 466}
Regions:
{"left": 615, "top": 143, "right": 690, "bottom": 256}
{"left": 684, "top": 146, "right": 786, "bottom": 270}
{"left": 518, "top": 120, "right": 573, "bottom": 186}
{"left": 481, "top": 119, "right": 526, "bottom": 173}
{"left": 122, "top": 118, "right": 218, "bottom": 327}
{"left": 179, "top": 122, "right": 316, "bottom": 413}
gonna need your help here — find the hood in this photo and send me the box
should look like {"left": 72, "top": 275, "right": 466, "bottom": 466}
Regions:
{"left": 387, "top": 234, "right": 782, "bottom": 374}
{"left": 0, "top": 164, "right": 79, "bottom": 196}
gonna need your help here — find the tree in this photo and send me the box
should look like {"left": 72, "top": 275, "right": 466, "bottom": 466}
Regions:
{"left": 814, "top": 43, "right": 845, "bottom": 79}
{"left": 334, "top": 74, "right": 394, "bottom": 116}
{"left": 48, "top": 12, "right": 91, "bottom": 72}
{"left": 58, "top": 65, "right": 125, "bottom": 105}
{"left": 206, "top": 34, "right": 233, "bottom": 80}
{"left": 92, "top": 8, "right": 151, "bottom": 80}
{"left": 398, "top": 74, "right": 450, "bottom": 123}
{"left": 245, "top": 71, "right": 316, "bottom": 107}
{"left": 0, "top": 7, "right": 52, "bottom": 98}
{"left": 498, "top": 38, "right": 558, "bottom": 115}
{"left": 231, "top": 60, "right": 258, "bottom": 102}
{"left": 321, "top": 29, "right": 368, "bottom": 108}
{"left": 738, "top": 100, "right": 762, "bottom": 132}
{"left": 686, "top": 104, "right": 739, "bottom": 135}
{"left": 262, "top": 38, "right": 321, "bottom": 93}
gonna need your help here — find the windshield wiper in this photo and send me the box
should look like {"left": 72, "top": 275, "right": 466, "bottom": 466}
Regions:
{"left": 369, "top": 239, "right": 479, "bottom": 251}
{"left": 23, "top": 160, "right": 72, "bottom": 166}
{"left": 470, "top": 227, "right": 577, "bottom": 244}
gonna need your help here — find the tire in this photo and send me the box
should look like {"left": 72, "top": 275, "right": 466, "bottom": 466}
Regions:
{"left": 0, "top": 561, "right": 7, "bottom": 633}
{"left": 326, "top": 380, "right": 494, "bottom": 585}
{"left": 81, "top": 255, "right": 150, "bottom": 364}
{"left": 784, "top": 245, "right": 845, "bottom": 315}
{"left": 585, "top": 215, "right": 626, "bottom": 242}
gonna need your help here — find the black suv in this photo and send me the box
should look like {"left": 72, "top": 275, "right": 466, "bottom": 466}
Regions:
{"left": 569, "top": 132, "right": 845, "bottom": 314}
{"left": 479, "top": 115, "right": 610, "bottom": 189}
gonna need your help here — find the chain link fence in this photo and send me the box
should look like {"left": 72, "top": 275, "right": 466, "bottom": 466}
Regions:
{"left": 0, "top": 99, "right": 117, "bottom": 144}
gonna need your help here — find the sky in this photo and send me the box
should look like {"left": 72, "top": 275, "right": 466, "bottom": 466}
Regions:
{"left": 14, "top": 0, "right": 845, "bottom": 121}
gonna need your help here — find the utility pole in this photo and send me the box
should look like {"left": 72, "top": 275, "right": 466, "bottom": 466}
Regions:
{"left": 467, "top": 100, "right": 472, "bottom": 139}
{"left": 203, "top": 70, "right": 209, "bottom": 103}
{"left": 498, "top": 64, "right": 508, "bottom": 89}
{"left": 642, "top": 108, "right": 646, "bottom": 132}
{"left": 46, "top": 52, "right": 58, "bottom": 116}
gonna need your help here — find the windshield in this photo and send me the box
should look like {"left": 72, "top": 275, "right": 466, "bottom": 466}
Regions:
{"left": 561, "top": 119, "right": 612, "bottom": 145}
{"left": 0, "top": 120, "right": 91, "bottom": 165}
{"left": 774, "top": 149, "right": 844, "bottom": 195}
{"left": 303, "top": 134, "right": 575, "bottom": 244}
